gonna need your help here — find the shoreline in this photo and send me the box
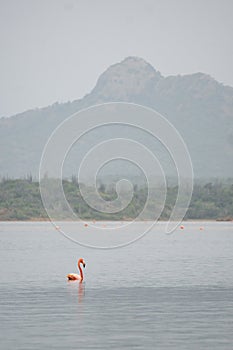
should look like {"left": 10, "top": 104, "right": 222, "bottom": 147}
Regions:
{"left": 0, "top": 218, "right": 232, "bottom": 223}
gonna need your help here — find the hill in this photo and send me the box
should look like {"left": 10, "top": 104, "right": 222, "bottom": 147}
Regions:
{"left": 0, "top": 56, "right": 233, "bottom": 178}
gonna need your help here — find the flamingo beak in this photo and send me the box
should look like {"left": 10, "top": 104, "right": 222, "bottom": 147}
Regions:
{"left": 83, "top": 262, "right": 86, "bottom": 268}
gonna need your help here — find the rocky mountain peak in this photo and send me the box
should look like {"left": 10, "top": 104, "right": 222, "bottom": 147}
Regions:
{"left": 89, "top": 56, "right": 162, "bottom": 101}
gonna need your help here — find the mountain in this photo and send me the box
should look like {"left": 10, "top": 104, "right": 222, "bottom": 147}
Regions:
{"left": 0, "top": 56, "right": 233, "bottom": 179}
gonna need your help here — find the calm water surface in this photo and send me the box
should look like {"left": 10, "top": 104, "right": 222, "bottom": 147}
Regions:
{"left": 0, "top": 221, "right": 233, "bottom": 349}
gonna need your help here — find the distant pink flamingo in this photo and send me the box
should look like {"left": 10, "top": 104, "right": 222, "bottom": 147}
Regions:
{"left": 67, "top": 258, "right": 86, "bottom": 282}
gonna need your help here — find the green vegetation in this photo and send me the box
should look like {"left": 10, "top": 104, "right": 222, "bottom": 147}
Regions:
{"left": 187, "top": 182, "right": 233, "bottom": 220}
{"left": 0, "top": 177, "right": 47, "bottom": 220}
{"left": 0, "top": 178, "right": 232, "bottom": 221}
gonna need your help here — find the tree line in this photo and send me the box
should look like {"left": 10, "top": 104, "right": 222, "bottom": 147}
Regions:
{"left": 0, "top": 178, "right": 232, "bottom": 221}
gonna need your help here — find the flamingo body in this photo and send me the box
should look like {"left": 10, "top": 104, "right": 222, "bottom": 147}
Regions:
{"left": 67, "top": 273, "right": 82, "bottom": 281}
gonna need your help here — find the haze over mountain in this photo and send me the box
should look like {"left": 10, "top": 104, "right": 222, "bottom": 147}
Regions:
{"left": 0, "top": 56, "right": 233, "bottom": 179}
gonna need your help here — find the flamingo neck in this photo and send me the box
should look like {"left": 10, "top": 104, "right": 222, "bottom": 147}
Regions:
{"left": 78, "top": 262, "right": 83, "bottom": 281}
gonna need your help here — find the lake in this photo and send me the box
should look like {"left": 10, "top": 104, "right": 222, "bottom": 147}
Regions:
{"left": 0, "top": 221, "right": 233, "bottom": 349}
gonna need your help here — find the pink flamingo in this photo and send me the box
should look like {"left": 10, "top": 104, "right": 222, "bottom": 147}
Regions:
{"left": 67, "top": 258, "right": 86, "bottom": 282}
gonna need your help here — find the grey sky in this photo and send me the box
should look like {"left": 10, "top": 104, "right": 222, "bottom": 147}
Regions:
{"left": 0, "top": 0, "right": 232, "bottom": 117}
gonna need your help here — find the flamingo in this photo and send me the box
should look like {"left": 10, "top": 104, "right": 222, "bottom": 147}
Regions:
{"left": 67, "top": 258, "right": 86, "bottom": 282}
